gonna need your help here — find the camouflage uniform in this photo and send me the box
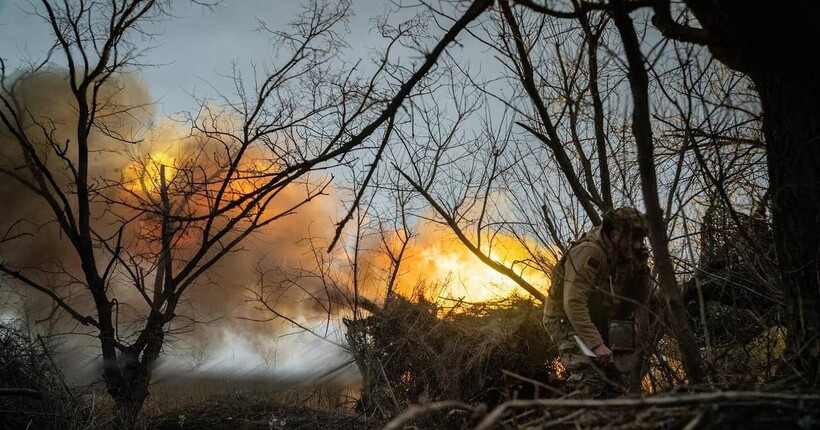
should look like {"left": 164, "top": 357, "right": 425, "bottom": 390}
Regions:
{"left": 543, "top": 208, "right": 652, "bottom": 398}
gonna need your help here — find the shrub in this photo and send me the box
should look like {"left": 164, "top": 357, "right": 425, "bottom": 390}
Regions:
{"left": 0, "top": 322, "right": 100, "bottom": 430}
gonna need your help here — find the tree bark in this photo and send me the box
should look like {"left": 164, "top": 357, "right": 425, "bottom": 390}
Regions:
{"left": 756, "top": 70, "right": 820, "bottom": 387}
{"left": 110, "top": 317, "right": 165, "bottom": 429}
{"left": 682, "top": 0, "right": 820, "bottom": 387}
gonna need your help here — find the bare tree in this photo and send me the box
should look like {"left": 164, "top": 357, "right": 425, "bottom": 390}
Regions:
{"left": 509, "top": 0, "right": 819, "bottom": 388}
{"left": 374, "top": 0, "right": 781, "bottom": 390}
{"left": 0, "top": 0, "right": 496, "bottom": 427}
{"left": 0, "top": 2, "right": 191, "bottom": 426}
{"left": 240, "top": 0, "right": 780, "bottom": 409}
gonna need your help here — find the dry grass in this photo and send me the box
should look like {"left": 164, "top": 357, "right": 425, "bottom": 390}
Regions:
{"left": 141, "top": 377, "right": 367, "bottom": 430}
{"left": 0, "top": 322, "right": 107, "bottom": 430}
{"left": 346, "top": 295, "right": 560, "bottom": 423}
{"left": 143, "top": 396, "right": 368, "bottom": 430}
{"left": 0, "top": 319, "right": 371, "bottom": 430}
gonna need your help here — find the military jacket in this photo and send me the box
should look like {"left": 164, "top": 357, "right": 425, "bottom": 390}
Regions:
{"left": 544, "top": 226, "right": 651, "bottom": 349}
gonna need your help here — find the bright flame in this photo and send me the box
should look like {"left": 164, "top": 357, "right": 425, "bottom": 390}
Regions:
{"left": 391, "top": 226, "right": 555, "bottom": 303}
{"left": 124, "top": 151, "right": 177, "bottom": 195}
{"left": 122, "top": 141, "right": 554, "bottom": 306}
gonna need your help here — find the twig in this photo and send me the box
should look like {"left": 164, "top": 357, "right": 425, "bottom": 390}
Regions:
{"left": 382, "top": 401, "right": 477, "bottom": 430}
{"left": 502, "top": 369, "right": 566, "bottom": 397}
{"left": 542, "top": 408, "right": 585, "bottom": 427}
{"left": 480, "top": 390, "right": 820, "bottom": 413}
{"left": 37, "top": 335, "right": 77, "bottom": 402}
{"left": 682, "top": 409, "right": 705, "bottom": 430}
{"left": 474, "top": 391, "right": 820, "bottom": 429}
{"left": 378, "top": 358, "right": 401, "bottom": 412}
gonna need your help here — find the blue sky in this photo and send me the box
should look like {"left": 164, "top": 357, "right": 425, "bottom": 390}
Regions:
{"left": 0, "top": 0, "right": 395, "bottom": 114}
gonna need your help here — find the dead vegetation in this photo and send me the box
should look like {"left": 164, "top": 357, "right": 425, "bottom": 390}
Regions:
{"left": 381, "top": 391, "right": 820, "bottom": 429}
{"left": 0, "top": 322, "right": 102, "bottom": 430}
{"left": 345, "top": 295, "right": 560, "bottom": 423}
{"left": 144, "top": 396, "right": 368, "bottom": 430}
{"left": 0, "top": 323, "right": 368, "bottom": 430}
{"left": 345, "top": 289, "right": 820, "bottom": 429}
{"left": 342, "top": 203, "right": 820, "bottom": 429}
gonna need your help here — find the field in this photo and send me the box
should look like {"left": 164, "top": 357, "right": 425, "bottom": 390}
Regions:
{"left": 141, "top": 375, "right": 367, "bottom": 430}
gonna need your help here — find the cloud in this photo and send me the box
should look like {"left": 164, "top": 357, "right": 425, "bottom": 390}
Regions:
{"left": 0, "top": 70, "right": 348, "bottom": 377}
{"left": 0, "top": 70, "right": 556, "bottom": 381}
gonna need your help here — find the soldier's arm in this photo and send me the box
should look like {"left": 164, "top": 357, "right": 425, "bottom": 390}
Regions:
{"left": 563, "top": 243, "right": 607, "bottom": 349}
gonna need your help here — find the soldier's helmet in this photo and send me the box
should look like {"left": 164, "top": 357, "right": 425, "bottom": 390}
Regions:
{"left": 603, "top": 207, "right": 647, "bottom": 237}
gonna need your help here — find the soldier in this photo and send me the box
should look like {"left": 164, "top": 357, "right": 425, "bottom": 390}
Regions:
{"left": 543, "top": 207, "right": 652, "bottom": 398}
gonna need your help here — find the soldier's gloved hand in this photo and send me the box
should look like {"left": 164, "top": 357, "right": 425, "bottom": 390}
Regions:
{"left": 592, "top": 344, "right": 613, "bottom": 365}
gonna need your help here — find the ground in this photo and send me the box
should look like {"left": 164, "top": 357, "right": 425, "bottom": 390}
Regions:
{"left": 143, "top": 396, "right": 371, "bottom": 430}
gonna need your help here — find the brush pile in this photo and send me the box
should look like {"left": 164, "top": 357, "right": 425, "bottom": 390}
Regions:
{"left": 345, "top": 295, "right": 559, "bottom": 422}
{"left": 381, "top": 390, "right": 820, "bottom": 429}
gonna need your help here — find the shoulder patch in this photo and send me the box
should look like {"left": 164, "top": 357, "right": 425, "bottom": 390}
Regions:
{"left": 586, "top": 256, "right": 601, "bottom": 270}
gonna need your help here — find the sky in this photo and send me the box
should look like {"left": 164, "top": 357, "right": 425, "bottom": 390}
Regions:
{"left": 0, "top": 0, "right": 394, "bottom": 114}
{"left": 0, "top": 0, "right": 396, "bottom": 382}
{"left": 0, "top": 0, "right": 767, "bottom": 391}
{"left": 0, "top": 0, "right": 518, "bottom": 382}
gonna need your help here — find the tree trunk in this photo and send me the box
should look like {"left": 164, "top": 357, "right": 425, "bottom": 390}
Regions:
{"left": 682, "top": 0, "right": 820, "bottom": 388}
{"left": 113, "top": 397, "right": 147, "bottom": 430}
{"left": 610, "top": 0, "right": 706, "bottom": 384}
{"left": 111, "top": 356, "right": 152, "bottom": 430}
{"left": 109, "top": 319, "right": 165, "bottom": 429}
{"left": 755, "top": 66, "right": 820, "bottom": 386}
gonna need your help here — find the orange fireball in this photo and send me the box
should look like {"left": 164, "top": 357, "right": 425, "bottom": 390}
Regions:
{"left": 390, "top": 224, "right": 556, "bottom": 303}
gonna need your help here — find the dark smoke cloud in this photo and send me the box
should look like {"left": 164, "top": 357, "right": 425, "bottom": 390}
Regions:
{"left": 0, "top": 70, "right": 351, "bottom": 378}
{"left": 0, "top": 71, "right": 152, "bottom": 321}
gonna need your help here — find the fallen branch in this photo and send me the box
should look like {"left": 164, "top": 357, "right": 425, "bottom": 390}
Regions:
{"left": 474, "top": 391, "right": 820, "bottom": 430}
{"left": 382, "top": 401, "right": 479, "bottom": 430}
